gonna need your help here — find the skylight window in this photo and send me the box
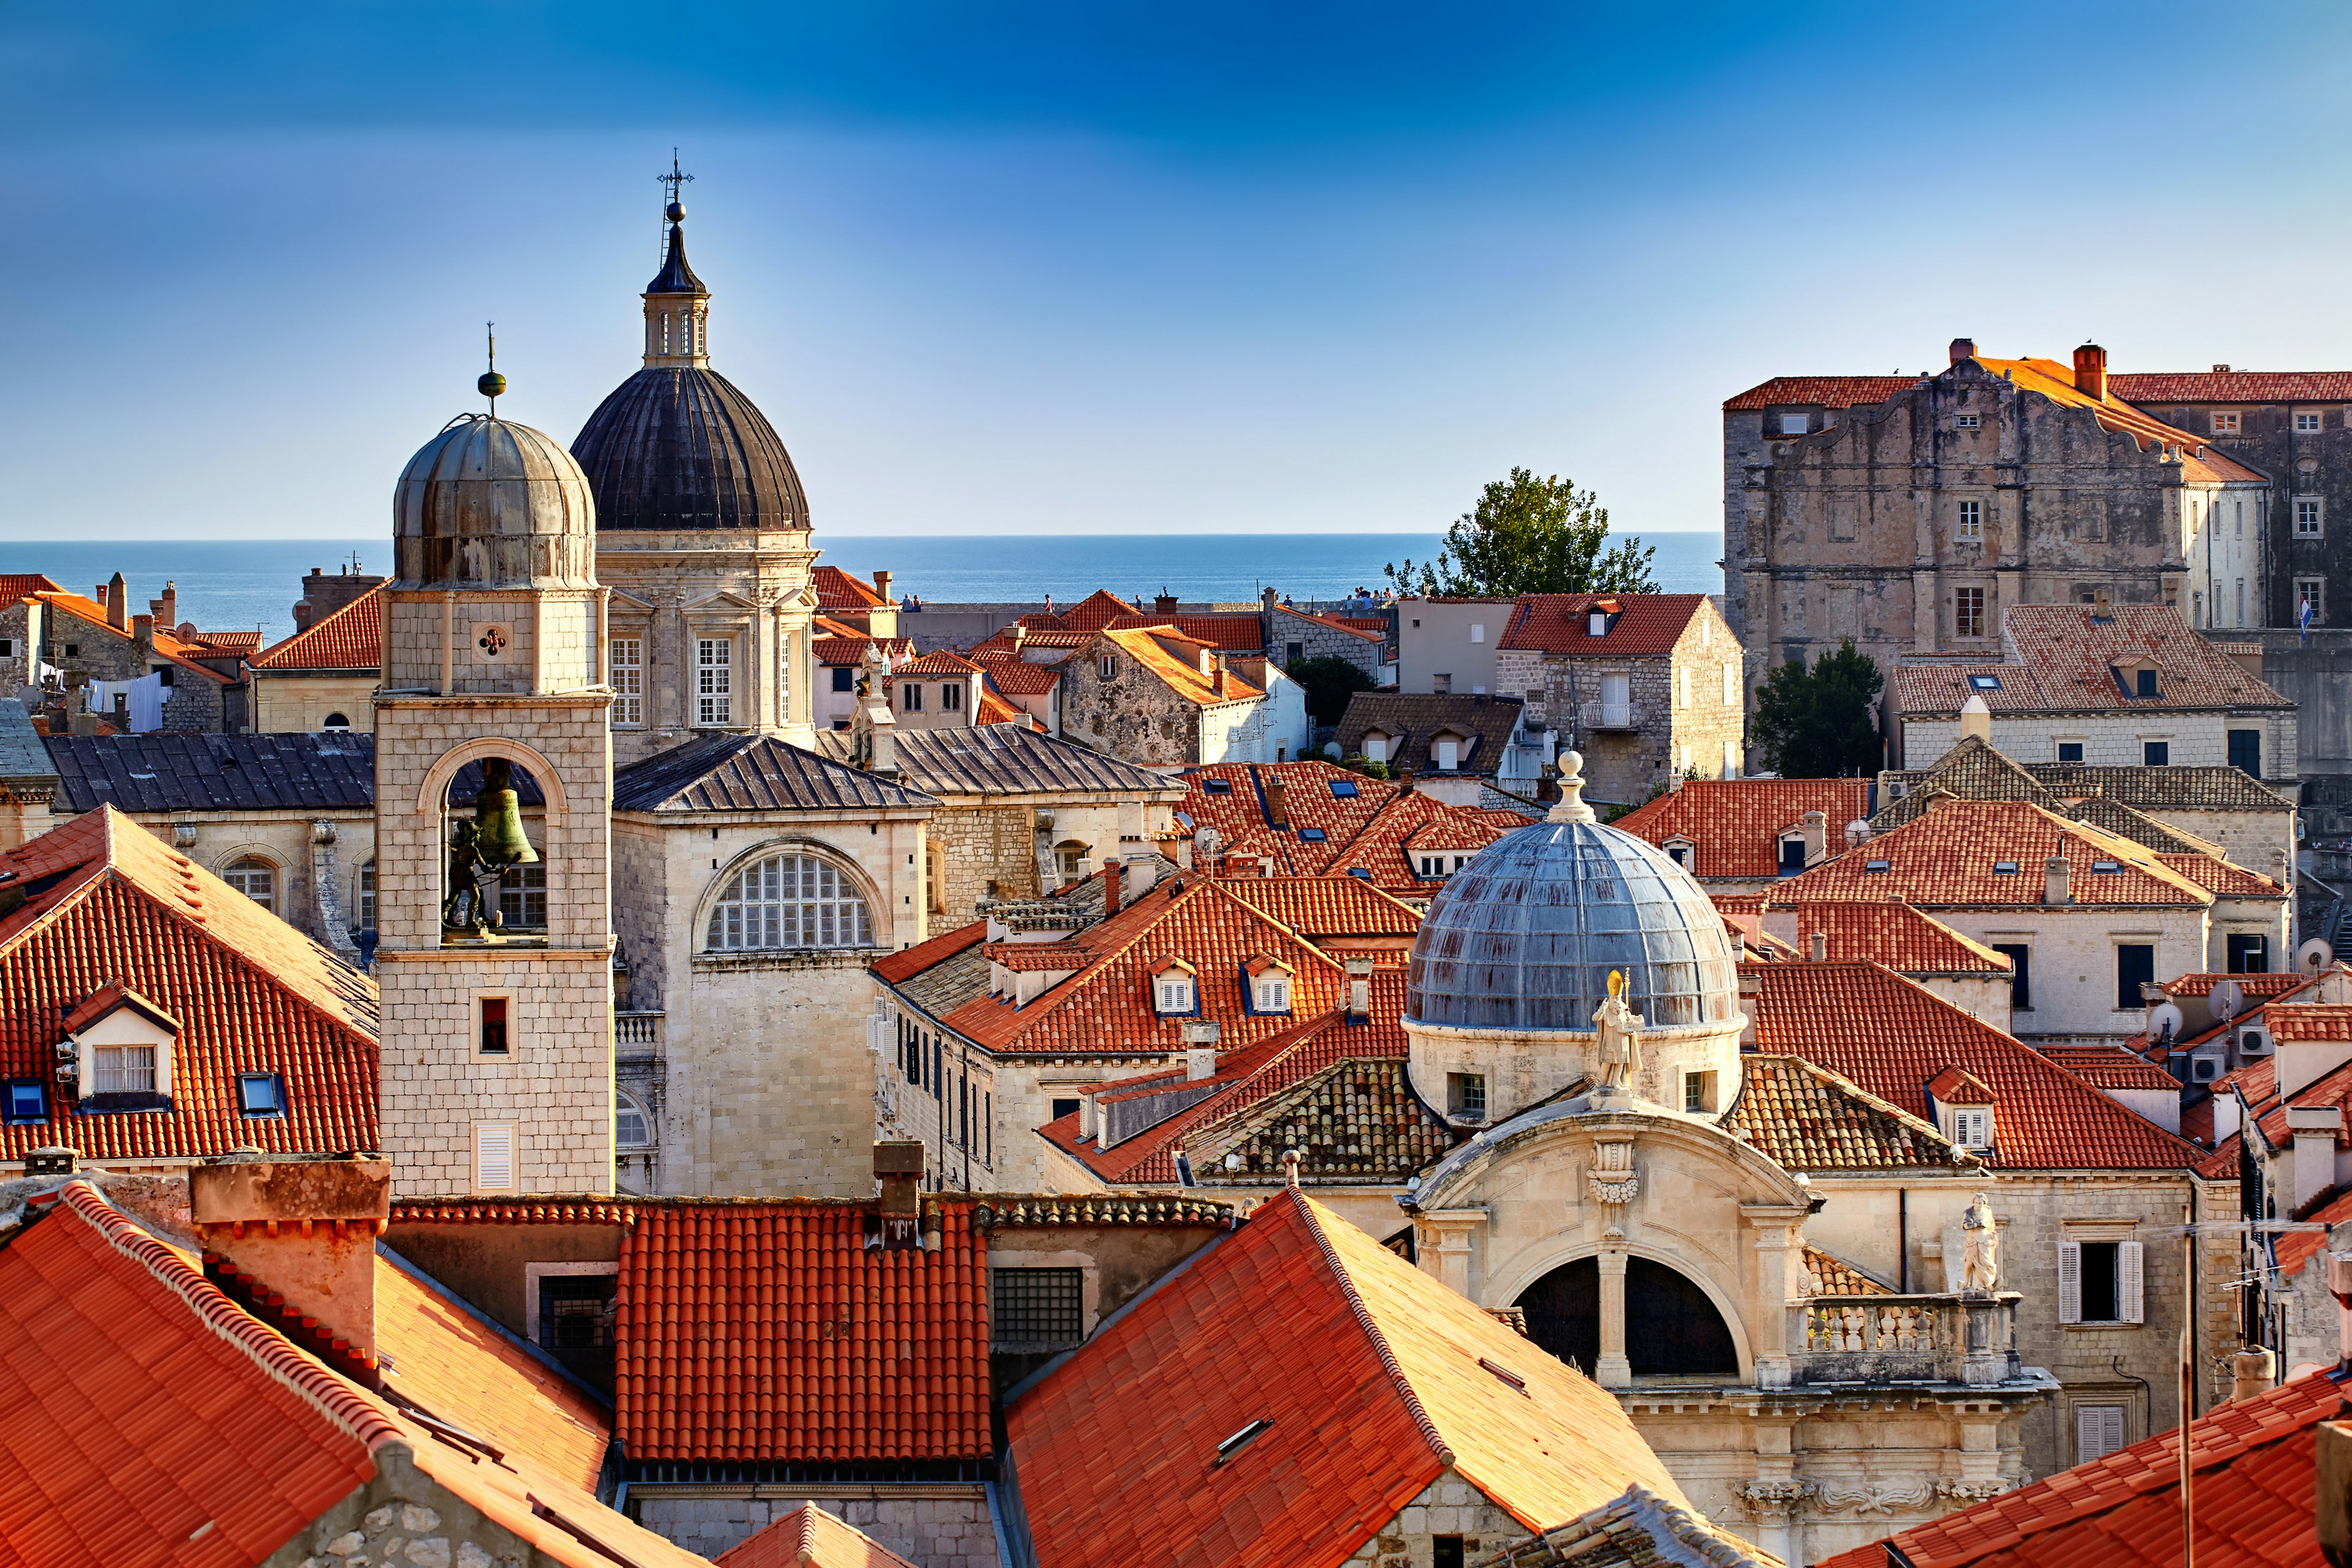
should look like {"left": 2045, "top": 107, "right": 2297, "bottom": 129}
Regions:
{"left": 1328, "top": 780, "right": 1359, "bottom": 799}
{"left": 1298, "top": 827, "right": 1327, "bottom": 842}
{"left": 4, "top": 1080, "right": 46, "bottom": 1123}
{"left": 1863, "top": 859, "right": 1891, "bottom": 873}
{"left": 1203, "top": 778, "right": 1233, "bottom": 796}
{"left": 1992, "top": 861, "right": 2019, "bottom": 875}
{"left": 237, "top": 1073, "right": 284, "bottom": 1118}
{"left": 1213, "top": 1419, "right": 1272, "bottom": 1466}
{"left": 1968, "top": 674, "right": 2002, "bottom": 692}
{"left": 1347, "top": 867, "right": 1372, "bottom": 880}
{"left": 1174, "top": 811, "right": 1194, "bottom": 829}
{"left": 2090, "top": 860, "right": 2122, "bottom": 874}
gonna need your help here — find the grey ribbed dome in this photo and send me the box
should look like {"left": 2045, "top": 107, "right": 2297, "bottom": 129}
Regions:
{"left": 571, "top": 367, "right": 809, "bottom": 533}
{"left": 392, "top": 415, "right": 597, "bottom": 590}
{"left": 1406, "top": 820, "right": 1740, "bottom": 1033}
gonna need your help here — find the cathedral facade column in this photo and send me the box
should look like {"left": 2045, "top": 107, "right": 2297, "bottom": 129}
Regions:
{"left": 1595, "top": 1246, "right": 1631, "bottom": 1388}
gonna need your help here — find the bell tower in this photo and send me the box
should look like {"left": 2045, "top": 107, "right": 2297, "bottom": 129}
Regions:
{"left": 374, "top": 370, "right": 616, "bottom": 1197}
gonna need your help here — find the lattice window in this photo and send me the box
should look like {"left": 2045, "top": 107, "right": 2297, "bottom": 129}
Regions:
{"left": 91, "top": 1044, "right": 156, "bottom": 1095}
{"left": 696, "top": 638, "right": 733, "bottom": 725}
{"left": 611, "top": 637, "right": 643, "bottom": 726}
{"left": 706, "top": 853, "right": 873, "bottom": 951}
{"left": 224, "top": 858, "right": 276, "bottom": 912}
{"left": 992, "top": 1267, "right": 1083, "bottom": 1349}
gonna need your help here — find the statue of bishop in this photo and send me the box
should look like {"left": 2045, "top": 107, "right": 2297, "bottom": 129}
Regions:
{"left": 1593, "top": 969, "right": 1643, "bottom": 1095}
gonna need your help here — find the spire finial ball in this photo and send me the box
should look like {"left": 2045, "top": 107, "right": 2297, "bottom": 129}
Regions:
{"left": 478, "top": 371, "right": 507, "bottom": 401}
{"left": 666, "top": 200, "right": 685, "bottom": 224}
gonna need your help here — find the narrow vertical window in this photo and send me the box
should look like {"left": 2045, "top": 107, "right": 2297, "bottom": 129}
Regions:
{"left": 1954, "top": 588, "right": 1985, "bottom": 638}
{"left": 356, "top": 862, "right": 377, "bottom": 930}
{"left": 776, "top": 631, "right": 792, "bottom": 724}
{"left": 1956, "top": 499, "right": 1983, "bottom": 540}
{"left": 480, "top": 996, "right": 510, "bottom": 1055}
{"left": 610, "top": 636, "right": 643, "bottom": 726}
{"left": 696, "top": 638, "right": 733, "bottom": 725}
{"left": 474, "top": 1122, "right": 516, "bottom": 1191}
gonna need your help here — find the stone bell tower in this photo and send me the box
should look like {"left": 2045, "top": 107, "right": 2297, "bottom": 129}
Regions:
{"left": 374, "top": 377, "right": 616, "bottom": 1197}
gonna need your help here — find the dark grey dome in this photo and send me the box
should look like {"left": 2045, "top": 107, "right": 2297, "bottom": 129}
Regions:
{"left": 570, "top": 367, "right": 809, "bottom": 532}
{"left": 393, "top": 414, "right": 597, "bottom": 589}
{"left": 1406, "top": 818, "right": 1740, "bottom": 1033}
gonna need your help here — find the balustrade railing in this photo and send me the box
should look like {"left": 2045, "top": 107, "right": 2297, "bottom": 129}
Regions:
{"left": 615, "top": 1011, "right": 665, "bottom": 1050}
{"left": 1785, "top": 1292, "right": 2023, "bottom": 1387}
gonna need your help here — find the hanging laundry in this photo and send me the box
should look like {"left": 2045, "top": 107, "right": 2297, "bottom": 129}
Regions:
{"left": 126, "top": 671, "right": 167, "bottom": 734}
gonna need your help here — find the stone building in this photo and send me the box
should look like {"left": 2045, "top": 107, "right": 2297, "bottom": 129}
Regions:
{"left": 1055, "top": 622, "right": 1280, "bottom": 767}
{"left": 250, "top": 584, "right": 383, "bottom": 733}
{"left": 1494, "top": 592, "right": 1746, "bottom": 804}
{"left": 1891, "top": 604, "right": 2297, "bottom": 798}
{"left": 1724, "top": 344, "right": 2271, "bottom": 696}
{"left": 373, "top": 399, "right": 616, "bottom": 1199}
{"left": 0, "top": 578, "right": 244, "bottom": 733}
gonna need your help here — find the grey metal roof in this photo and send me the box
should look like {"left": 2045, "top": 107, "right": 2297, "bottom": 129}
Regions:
{"left": 612, "top": 734, "right": 938, "bottom": 813}
{"left": 0, "top": 701, "right": 57, "bottom": 790}
{"left": 810, "top": 725, "right": 1181, "bottom": 799}
{"left": 1335, "top": 692, "right": 1523, "bottom": 778}
{"left": 45, "top": 733, "right": 377, "bottom": 813}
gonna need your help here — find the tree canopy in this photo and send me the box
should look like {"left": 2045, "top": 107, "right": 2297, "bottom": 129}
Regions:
{"left": 1284, "top": 655, "right": 1377, "bottom": 727}
{"left": 1384, "top": 467, "right": 1659, "bottom": 599}
{"left": 1751, "top": 639, "right": 1884, "bottom": 778}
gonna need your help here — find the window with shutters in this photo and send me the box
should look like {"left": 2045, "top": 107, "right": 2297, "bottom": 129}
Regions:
{"left": 473, "top": 1121, "right": 516, "bottom": 1192}
{"left": 2059, "top": 1239, "right": 2143, "bottom": 1325}
{"left": 705, "top": 853, "right": 874, "bottom": 951}
{"left": 2116, "top": 944, "right": 2156, "bottom": 1011}
{"left": 695, "top": 638, "right": 733, "bottom": 725}
{"left": 610, "top": 636, "right": 643, "bottom": 725}
{"left": 2076, "top": 1403, "right": 2128, "bottom": 1463}
{"left": 1951, "top": 1107, "right": 1993, "bottom": 1151}
{"left": 91, "top": 1043, "right": 157, "bottom": 1095}
{"left": 1954, "top": 587, "right": 1986, "bottom": 638}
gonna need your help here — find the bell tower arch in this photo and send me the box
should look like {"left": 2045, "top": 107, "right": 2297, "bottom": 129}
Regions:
{"left": 374, "top": 387, "right": 616, "bottom": 1197}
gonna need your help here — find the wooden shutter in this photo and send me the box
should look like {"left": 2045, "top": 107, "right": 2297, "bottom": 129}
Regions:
{"left": 475, "top": 1122, "right": 515, "bottom": 1191}
{"left": 2058, "top": 1241, "right": 2082, "bottom": 1324}
{"left": 2076, "top": 1404, "right": 2126, "bottom": 1463}
{"left": 2119, "top": 1241, "right": 2145, "bottom": 1324}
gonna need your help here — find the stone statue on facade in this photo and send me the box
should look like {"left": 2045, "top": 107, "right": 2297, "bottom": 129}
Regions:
{"left": 1959, "top": 1191, "right": 2000, "bottom": 1295}
{"left": 1593, "top": 968, "right": 1643, "bottom": 1096}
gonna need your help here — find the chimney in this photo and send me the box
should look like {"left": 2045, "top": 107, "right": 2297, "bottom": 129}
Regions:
{"left": 1155, "top": 594, "right": 1179, "bottom": 613}
{"left": 1960, "top": 693, "right": 1992, "bottom": 744}
{"left": 1346, "top": 955, "right": 1373, "bottom": 1021}
{"left": 1213, "top": 663, "right": 1230, "bottom": 699}
{"left": 873, "top": 1140, "right": 926, "bottom": 1250}
{"left": 2233, "top": 1346, "right": 2277, "bottom": 1403}
{"left": 2332, "top": 1255, "right": 2352, "bottom": 1371}
{"left": 1950, "top": 337, "right": 1977, "bottom": 366}
{"left": 2045, "top": 857, "right": 2071, "bottom": 906}
{"left": 149, "top": 582, "right": 177, "bottom": 630}
{"left": 1123, "top": 850, "right": 1159, "bottom": 897}
{"left": 1265, "top": 777, "right": 1289, "bottom": 827}
{"left": 2073, "top": 342, "right": 2108, "bottom": 402}
{"left": 1010, "top": 622, "right": 1027, "bottom": 652}
{"left": 875, "top": 570, "right": 894, "bottom": 602}
{"left": 189, "top": 1153, "right": 393, "bottom": 1384}
{"left": 1101, "top": 857, "right": 1121, "bottom": 917}
{"left": 1808, "top": 930, "right": 1827, "bottom": 962}
{"left": 1800, "top": 810, "right": 1826, "bottom": 866}
{"left": 1184, "top": 1017, "right": 1221, "bottom": 1080}
{"left": 1737, "top": 970, "right": 1760, "bottom": 1047}
{"left": 1262, "top": 587, "right": 1278, "bottom": 614}
{"left": 2293, "top": 1106, "right": 2342, "bottom": 1211}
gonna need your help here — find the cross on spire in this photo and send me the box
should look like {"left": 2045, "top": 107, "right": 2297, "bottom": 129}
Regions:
{"left": 660, "top": 149, "right": 693, "bottom": 211}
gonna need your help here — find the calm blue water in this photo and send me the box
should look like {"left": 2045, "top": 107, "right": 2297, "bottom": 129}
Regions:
{"left": 0, "top": 533, "right": 1722, "bottom": 646}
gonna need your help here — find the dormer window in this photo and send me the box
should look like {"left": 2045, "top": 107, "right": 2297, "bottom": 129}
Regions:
{"left": 1663, "top": 837, "right": 1694, "bottom": 869}
{"left": 1778, "top": 412, "right": 1809, "bottom": 436}
{"left": 91, "top": 1042, "right": 156, "bottom": 1095}
{"left": 62, "top": 985, "right": 178, "bottom": 1108}
{"left": 1588, "top": 609, "right": 1610, "bottom": 638}
{"left": 2135, "top": 669, "right": 2157, "bottom": 698}
{"left": 1777, "top": 837, "right": 1807, "bottom": 875}
{"left": 1151, "top": 958, "right": 1198, "bottom": 1016}
{"left": 1953, "top": 1107, "right": 1993, "bottom": 1150}
{"left": 1244, "top": 957, "right": 1293, "bottom": 1015}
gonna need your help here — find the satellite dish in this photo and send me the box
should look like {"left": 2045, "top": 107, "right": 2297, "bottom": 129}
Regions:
{"left": 2301, "top": 937, "right": 2335, "bottom": 974}
{"left": 2148, "top": 1002, "right": 2185, "bottom": 1044}
{"left": 2212, "top": 979, "right": 2245, "bottom": 1023}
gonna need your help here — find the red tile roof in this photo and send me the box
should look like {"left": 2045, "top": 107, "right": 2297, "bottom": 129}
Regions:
{"left": 813, "top": 565, "right": 889, "bottom": 609}
{"left": 390, "top": 1196, "right": 638, "bottom": 1225}
{"left": 2263, "top": 1005, "right": 2352, "bottom": 1044}
{"left": 1973, "top": 357, "right": 2265, "bottom": 484}
{"left": 1612, "top": 780, "right": 1874, "bottom": 880}
{"left": 252, "top": 587, "right": 383, "bottom": 671}
{"left": 1039, "top": 590, "right": 1142, "bottom": 632}
{"left": 1816, "top": 1367, "right": 2350, "bottom": 1568}
{"left": 1175, "top": 763, "right": 1522, "bottom": 900}
{"left": 1770, "top": 900, "right": 2013, "bottom": 974}
{"left": 2275, "top": 1185, "right": 2352, "bottom": 1280}
{"left": 720, "top": 1504, "right": 920, "bottom": 1568}
{"left": 974, "top": 657, "right": 1061, "bottom": 696}
{"left": 1218, "top": 875, "right": 1423, "bottom": 939}
{"left": 1102, "top": 612, "right": 1266, "bottom": 650}
{"left": 1498, "top": 593, "right": 1710, "bottom": 656}
{"left": 1097, "top": 625, "right": 1262, "bottom": 706}
{"left": 1, "top": 1181, "right": 703, "bottom": 1568}
{"left": 813, "top": 633, "right": 916, "bottom": 669}
{"left": 2111, "top": 370, "right": 2352, "bottom": 404}
{"left": 1898, "top": 605, "right": 2291, "bottom": 716}
{"left": 1746, "top": 962, "right": 2199, "bottom": 1170}
{"left": 614, "top": 1199, "right": 991, "bottom": 1464}
{"left": 1778, "top": 799, "right": 2214, "bottom": 908}
{"left": 2167, "top": 973, "right": 2312, "bottom": 1002}
{"left": 1012, "top": 1189, "right": 1687, "bottom": 1568}
{"left": 0, "top": 572, "right": 61, "bottom": 612}
{"left": 2036, "top": 1047, "right": 2182, "bottom": 1092}
{"left": 0, "top": 805, "right": 379, "bottom": 1165}
{"left": 1723, "top": 375, "right": 1919, "bottom": 412}
{"left": 892, "top": 649, "right": 982, "bottom": 677}
{"left": 34, "top": 591, "right": 238, "bottom": 686}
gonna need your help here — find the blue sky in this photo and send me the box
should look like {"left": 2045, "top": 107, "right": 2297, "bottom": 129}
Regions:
{"left": 6, "top": 3, "right": 2352, "bottom": 540}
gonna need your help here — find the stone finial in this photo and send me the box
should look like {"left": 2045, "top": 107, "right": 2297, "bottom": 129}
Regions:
{"left": 1282, "top": 1147, "right": 1302, "bottom": 1189}
{"left": 1546, "top": 749, "right": 1596, "bottom": 824}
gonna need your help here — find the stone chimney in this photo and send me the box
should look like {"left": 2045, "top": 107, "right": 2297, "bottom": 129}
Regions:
{"left": 1808, "top": 930, "right": 1827, "bottom": 962}
{"left": 2045, "top": 856, "right": 2071, "bottom": 906}
{"left": 189, "top": 1153, "right": 392, "bottom": 1384}
{"left": 1212, "top": 663, "right": 1230, "bottom": 699}
{"left": 1101, "top": 857, "right": 1121, "bottom": 917}
{"left": 2073, "top": 342, "right": 2108, "bottom": 402}
{"left": 105, "top": 573, "right": 129, "bottom": 631}
{"left": 873, "top": 1140, "right": 927, "bottom": 1250}
{"left": 2293, "top": 1106, "right": 2342, "bottom": 1211}
{"left": 875, "top": 570, "right": 894, "bottom": 602}
{"left": 1950, "top": 337, "right": 1977, "bottom": 366}
{"left": 1346, "top": 956, "right": 1373, "bottom": 1021}
{"left": 1960, "top": 693, "right": 1992, "bottom": 744}
{"left": 1800, "top": 810, "right": 1826, "bottom": 866}
{"left": 1184, "top": 1017, "right": 1221, "bottom": 1081}
{"left": 1265, "top": 777, "right": 1289, "bottom": 828}
{"left": 148, "top": 582, "right": 177, "bottom": 630}
{"left": 1155, "top": 594, "right": 1179, "bottom": 613}
{"left": 1262, "top": 587, "right": 1278, "bottom": 614}
{"left": 2233, "top": 1346, "right": 2276, "bottom": 1403}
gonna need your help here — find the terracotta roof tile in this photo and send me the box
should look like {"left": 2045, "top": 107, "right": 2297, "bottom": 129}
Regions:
{"left": 1613, "top": 780, "right": 1875, "bottom": 880}
{"left": 1101, "top": 612, "right": 1266, "bottom": 650}
{"left": 1174, "top": 763, "right": 1520, "bottom": 900}
{"left": 390, "top": 1196, "right": 638, "bottom": 1225}
{"left": 1746, "top": 962, "right": 2199, "bottom": 1170}
{"left": 1097, "top": 625, "right": 1262, "bottom": 706}
{"left": 1802, "top": 1245, "right": 1894, "bottom": 1297}
{"left": 976, "top": 1193, "right": 1237, "bottom": 1228}
{"left": 1335, "top": 692, "right": 1524, "bottom": 778}
{"left": 1010, "top": 1189, "right": 1688, "bottom": 1568}
{"left": 0, "top": 805, "right": 380, "bottom": 1165}
{"left": 2036, "top": 1047, "right": 2182, "bottom": 1091}
{"left": 1482, "top": 1484, "right": 1784, "bottom": 1568}
{"left": 1218, "top": 875, "right": 1423, "bottom": 938}
{"left": 1972, "top": 356, "right": 2266, "bottom": 483}
{"left": 2111, "top": 370, "right": 2352, "bottom": 404}
{"left": 1272, "top": 601, "right": 1384, "bottom": 643}
{"left": 1779, "top": 799, "right": 2214, "bottom": 908}
{"left": 0, "top": 573, "right": 61, "bottom": 612}
{"left": 252, "top": 587, "right": 383, "bottom": 671}
{"left": 1770, "top": 901, "right": 2014, "bottom": 974}
{"left": 1723, "top": 375, "right": 1920, "bottom": 412}
{"left": 812, "top": 565, "right": 889, "bottom": 609}
{"left": 1815, "top": 1367, "right": 2350, "bottom": 1568}
{"left": 1038, "top": 590, "right": 1142, "bottom": 631}
{"left": 33, "top": 592, "right": 236, "bottom": 687}
{"left": 1897, "top": 605, "right": 2292, "bottom": 717}
{"left": 973, "top": 657, "right": 1061, "bottom": 696}
{"left": 615, "top": 1200, "right": 991, "bottom": 1464}
{"left": 1498, "top": 594, "right": 1709, "bottom": 656}
{"left": 1723, "top": 1054, "right": 1961, "bottom": 1171}
{"left": 719, "top": 1503, "right": 920, "bottom": 1568}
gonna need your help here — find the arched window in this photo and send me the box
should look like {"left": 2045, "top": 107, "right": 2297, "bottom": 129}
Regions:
{"left": 616, "top": 1092, "right": 652, "bottom": 1150}
{"left": 706, "top": 852, "right": 873, "bottom": 951}
{"left": 321, "top": 712, "right": 351, "bottom": 732}
{"left": 1516, "top": 1256, "right": 1738, "bottom": 1378}
{"left": 223, "top": 858, "right": 276, "bottom": 913}
{"left": 1054, "top": 840, "right": 1091, "bottom": 881}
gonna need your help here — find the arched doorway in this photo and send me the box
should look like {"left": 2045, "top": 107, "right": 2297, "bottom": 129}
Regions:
{"left": 1517, "top": 1256, "right": 1738, "bottom": 1377}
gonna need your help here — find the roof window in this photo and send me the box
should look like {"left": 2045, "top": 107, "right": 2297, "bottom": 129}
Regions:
{"left": 1967, "top": 674, "right": 2002, "bottom": 692}
{"left": 1992, "top": 861, "right": 2019, "bottom": 875}
{"left": 1213, "top": 1419, "right": 1272, "bottom": 1466}
{"left": 1298, "top": 827, "right": 1327, "bottom": 842}
{"left": 1202, "top": 778, "right": 1233, "bottom": 796}
{"left": 4, "top": 1080, "right": 47, "bottom": 1123}
{"left": 1863, "top": 859, "right": 1891, "bottom": 873}
{"left": 2090, "top": 860, "right": 2122, "bottom": 874}
{"left": 1346, "top": 867, "right": 1372, "bottom": 880}
{"left": 1174, "top": 811, "right": 1194, "bottom": 829}
{"left": 1478, "top": 1357, "right": 1528, "bottom": 1393}
{"left": 1328, "top": 779, "right": 1359, "bottom": 799}
{"left": 237, "top": 1072, "right": 285, "bottom": 1118}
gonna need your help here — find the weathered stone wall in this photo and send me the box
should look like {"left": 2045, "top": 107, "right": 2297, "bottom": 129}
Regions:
{"left": 1057, "top": 639, "right": 1265, "bottom": 767}
{"left": 930, "top": 804, "right": 1041, "bottom": 920}
{"left": 1667, "top": 606, "right": 1747, "bottom": 781}
{"left": 633, "top": 1491, "right": 1000, "bottom": 1568}
{"left": 254, "top": 673, "right": 380, "bottom": 733}
{"left": 1342, "top": 1469, "right": 1521, "bottom": 1567}
{"left": 263, "top": 1443, "right": 576, "bottom": 1568}
{"left": 0, "top": 601, "right": 230, "bottom": 733}
{"left": 77, "top": 806, "right": 379, "bottom": 951}
{"left": 1502, "top": 649, "right": 1674, "bottom": 806}
{"left": 1274, "top": 608, "right": 1383, "bottom": 679}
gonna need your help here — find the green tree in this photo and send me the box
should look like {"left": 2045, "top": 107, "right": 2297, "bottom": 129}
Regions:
{"left": 1285, "top": 655, "right": 1378, "bottom": 727}
{"left": 1751, "top": 639, "right": 1884, "bottom": 778}
{"left": 1383, "top": 467, "right": 1659, "bottom": 599}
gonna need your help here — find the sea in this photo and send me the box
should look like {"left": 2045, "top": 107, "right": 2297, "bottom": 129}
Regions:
{"left": 0, "top": 532, "right": 1723, "bottom": 647}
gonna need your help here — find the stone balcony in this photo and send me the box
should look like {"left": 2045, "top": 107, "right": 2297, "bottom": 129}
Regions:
{"left": 616, "top": 1010, "right": 665, "bottom": 1052}
{"left": 1782, "top": 1291, "right": 2030, "bottom": 1389}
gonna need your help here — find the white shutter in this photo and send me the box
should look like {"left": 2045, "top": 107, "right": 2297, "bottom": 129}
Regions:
{"left": 475, "top": 1122, "right": 515, "bottom": 1191}
{"left": 2119, "top": 1241, "right": 2145, "bottom": 1324}
{"left": 2058, "top": 1241, "right": 2082, "bottom": 1324}
{"left": 2076, "top": 1404, "right": 2126, "bottom": 1462}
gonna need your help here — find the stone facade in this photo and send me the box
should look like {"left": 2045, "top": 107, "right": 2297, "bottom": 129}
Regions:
{"left": 253, "top": 671, "right": 379, "bottom": 733}
{"left": 1501, "top": 601, "right": 1746, "bottom": 805}
{"left": 1727, "top": 352, "right": 2266, "bottom": 697}
{"left": 1396, "top": 598, "right": 1515, "bottom": 696}
{"left": 631, "top": 1490, "right": 998, "bottom": 1568}
{"left": 1271, "top": 601, "right": 1385, "bottom": 679}
{"left": 1901, "top": 707, "right": 2297, "bottom": 774}
{"left": 263, "top": 1452, "right": 558, "bottom": 1568}
{"left": 1341, "top": 1469, "right": 1522, "bottom": 1567}
{"left": 1055, "top": 631, "right": 1271, "bottom": 769}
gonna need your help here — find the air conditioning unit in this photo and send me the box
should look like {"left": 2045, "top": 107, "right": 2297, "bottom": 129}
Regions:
{"left": 2237, "top": 1025, "right": 2274, "bottom": 1057}
{"left": 2192, "top": 1057, "right": 2223, "bottom": 1084}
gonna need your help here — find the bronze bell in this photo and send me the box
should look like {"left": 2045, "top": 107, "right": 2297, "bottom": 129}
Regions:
{"left": 472, "top": 758, "right": 538, "bottom": 867}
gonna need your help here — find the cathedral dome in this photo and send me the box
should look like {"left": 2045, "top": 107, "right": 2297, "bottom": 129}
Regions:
{"left": 393, "top": 413, "right": 597, "bottom": 590}
{"left": 571, "top": 366, "right": 809, "bottom": 532}
{"left": 1407, "top": 758, "right": 1741, "bottom": 1034}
